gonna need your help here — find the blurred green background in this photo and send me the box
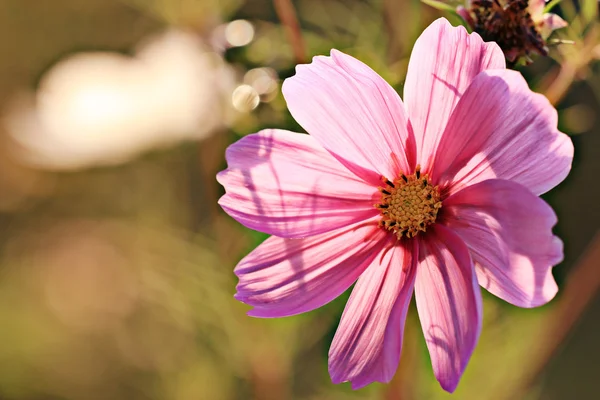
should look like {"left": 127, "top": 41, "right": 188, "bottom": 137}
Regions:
{"left": 0, "top": 0, "right": 598, "bottom": 399}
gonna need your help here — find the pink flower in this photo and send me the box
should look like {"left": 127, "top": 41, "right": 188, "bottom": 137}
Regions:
{"left": 217, "top": 18, "right": 573, "bottom": 392}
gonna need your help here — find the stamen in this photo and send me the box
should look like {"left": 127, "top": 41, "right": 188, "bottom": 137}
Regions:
{"left": 375, "top": 165, "right": 442, "bottom": 240}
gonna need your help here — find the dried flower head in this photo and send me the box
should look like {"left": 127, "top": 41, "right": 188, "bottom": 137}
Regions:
{"left": 457, "top": 0, "right": 568, "bottom": 63}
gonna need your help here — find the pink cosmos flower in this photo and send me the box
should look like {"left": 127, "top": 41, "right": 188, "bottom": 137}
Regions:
{"left": 217, "top": 18, "right": 573, "bottom": 392}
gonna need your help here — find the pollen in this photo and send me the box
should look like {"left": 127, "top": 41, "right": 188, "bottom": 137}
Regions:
{"left": 375, "top": 166, "right": 442, "bottom": 239}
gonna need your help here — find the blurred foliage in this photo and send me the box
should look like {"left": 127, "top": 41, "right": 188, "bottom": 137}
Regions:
{"left": 0, "top": 0, "right": 598, "bottom": 399}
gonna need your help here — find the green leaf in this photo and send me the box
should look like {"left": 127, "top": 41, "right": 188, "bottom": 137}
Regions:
{"left": 581, "top": 0, "right": 598, "bottom": 26}
{"left": 421, "top": 0, "right": 459, "bottom": 14}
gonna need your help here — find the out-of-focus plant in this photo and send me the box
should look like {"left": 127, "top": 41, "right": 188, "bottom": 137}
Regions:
{"left": 122, "top": 0, "right": 244, "bottom": 28}
{"left": 0, "top": 217, "right": 349, "bottom": 399}
{"left": 3, "top": 30, "right": 236, "bottom": 170}
{"left": 538, "top": 0, "right": 600, "bottom": 105}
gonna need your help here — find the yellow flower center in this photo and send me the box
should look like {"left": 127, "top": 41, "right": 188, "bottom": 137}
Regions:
{"left": 375, "top": 166, "right": 442, "bottom": 239}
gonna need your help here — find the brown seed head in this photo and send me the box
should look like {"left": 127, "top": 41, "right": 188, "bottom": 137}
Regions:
{"left": 462, "top": 0, "right": 548, "bottom": 64}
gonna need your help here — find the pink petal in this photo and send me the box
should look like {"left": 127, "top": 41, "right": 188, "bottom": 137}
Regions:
{"left": 235, "top": 217, "right": 388, "bottom": 318}
{"left": 282, "top": 49, "right": 415, "bottom": 185}
{"left": 403, "top": 18, "right": 505, "bottom": 171}
{"left": 539, "top": 13, "right": 568, "bottom": 39}
{"left": 430, "top": 69, "right": 574, "bottom": 197}
{"left": 442, "top": 179, "right": 561, "bottom": 308}
{"left": 217, "top": 129, "right": 379, "bottom": 238}
{"left": 456, "top": 6, "right": 474, "bottom": 28}
{"left": 528, "top": 0, "right": 546, "bottom": 21}
{"left": 415, "top": 225, "right": 482, "bottom": 393}
{"left": 328, "top": 239, "right": 418, "bottom": 389}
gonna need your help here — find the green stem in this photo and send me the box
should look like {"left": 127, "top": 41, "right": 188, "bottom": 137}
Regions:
{"left": 544, "top": 0, "right": 563, "bottom": 13}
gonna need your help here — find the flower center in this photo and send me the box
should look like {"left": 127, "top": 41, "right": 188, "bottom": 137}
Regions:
{"left": 375, "top": 166, "right": 442, "bottom": 239}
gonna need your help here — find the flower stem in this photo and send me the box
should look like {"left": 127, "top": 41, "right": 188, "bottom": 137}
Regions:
{"left": 273, "top": 0, "right": 307, "bottom": 64}
{"left": 508, "top": 232, "right": 600, "bottom": 397}
{"left": 544, "top": 0, "right": 563, "bottom": 13}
